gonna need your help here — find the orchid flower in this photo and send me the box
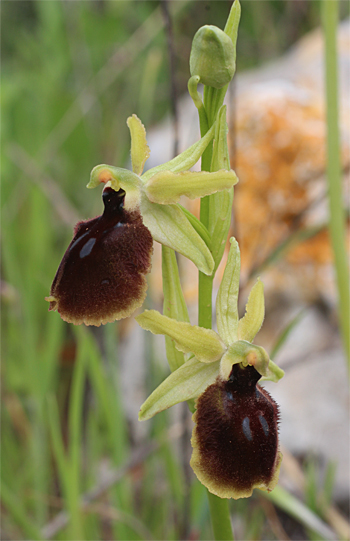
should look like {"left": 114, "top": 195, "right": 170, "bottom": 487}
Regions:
{"left": 46, "top": 113, "right": 238, "bottom": 325}
{"left": 136, "top": 238, "right": 284, "bottom": 499}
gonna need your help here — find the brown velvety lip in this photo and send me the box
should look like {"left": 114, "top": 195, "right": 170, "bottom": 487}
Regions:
{"left": 46, "top": 187, "right": 153, "bottom": 326}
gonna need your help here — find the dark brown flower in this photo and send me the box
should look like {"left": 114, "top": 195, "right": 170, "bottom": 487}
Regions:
{"left": 191, "top": 364, "right": 281, "bottom": 499}
{"left": 46, "top": 187, "right": 153, "bottom": 326}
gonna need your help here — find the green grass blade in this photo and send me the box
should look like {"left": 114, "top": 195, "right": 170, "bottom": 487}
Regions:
{"left": 265, "top": 486, "right": 337, "bottom": 540}
{"left": 322, "top": 0, "right": 350, "bottom": 365}
{"left": 270, "top": 309, "right": 307, "bottom": 359}
{"left": 1, "top": 481, "right": 42, "bottom": 541}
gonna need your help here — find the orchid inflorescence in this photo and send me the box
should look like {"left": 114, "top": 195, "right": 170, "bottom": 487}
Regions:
{"left": 46, "top": 0, "right": 284, "bottom": 501}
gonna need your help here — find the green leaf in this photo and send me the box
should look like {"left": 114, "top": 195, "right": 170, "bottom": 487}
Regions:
{"left": 136, "top": 310, "right": 225, "bottom": 363}
{"left": 265, "top": 486, "right": 337, "bottom": 541}
{"left": 88, "top": 164, "right": 141, "bottom": 211}
{"left": 162, "top": 246, "right": 189, "bottom": 372}
{"left": 216, "top": 237, "right": 240, "bottom": 345}
{"left": 141, "top": 122, "right": 216, "bottom": 181}
{"left": 144, "top": 169, "right": 237, "bottom": 205}
{"left": 237, "top": 278, "right": 265, "bottom": 343}
{"left": 127, "top": 114, "right": 150, "bottom": 176}
{"left": 140, "top": 195, "right": 214, "bottom": 275}
{"left": 139, "top": 357, "right": 220, "bottom": 421}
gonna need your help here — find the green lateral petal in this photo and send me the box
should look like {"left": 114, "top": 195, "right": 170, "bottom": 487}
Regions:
{"left": 88, "top": 164, "right": 141, "bottom": 211}
{"left": 139, "top": 357, "right": 220, "bottom": 421}
{"left": 141, "top": 123, "right": 216, "bottom": 181}
{"left": 140, "top": 195, "right": 214, "bottom": 275}
{"left": 216, "top": 238, "right": 240, "bottom": 346}
{"left": 127, "top": 114, "right": 150, "bottom": 176}
{"left": 260, "top": 360, "right": 285, "bottom": 383}
{"left": 237, "top": 279, "right": 265, "bottom": 342}
{"left": 162, "top": 246, "right": 190, "bottom": 372}
{"left": 136, "top": 310, "right": 225, "bottom": 363}
{"left": 144, "top": 169, "right": 238, "bottom": 205}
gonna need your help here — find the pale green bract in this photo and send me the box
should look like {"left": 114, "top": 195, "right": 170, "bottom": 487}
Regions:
{"left": 88, "top": 113, "right": 238, "bottom": 276}
{"left": 136, "top": 238, "right": 284, "bottom": 420}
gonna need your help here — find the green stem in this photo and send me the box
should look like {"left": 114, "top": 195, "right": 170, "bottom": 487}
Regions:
{"left": 207, "top": 491, "right": 234, "bottom": 541}
{"left": 322, "top": 0, "right": 350, "bottom": 366}
{"left": 198, "top": 89, "right": 235, "bottom": 541}
{"left": 198, "top": 272, "right": 213, "bottom": 329}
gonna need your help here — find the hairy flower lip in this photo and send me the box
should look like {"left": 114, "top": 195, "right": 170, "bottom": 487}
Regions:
{"left": 46, "top": 187, "right": 153, "bottom": 326}
{"left": 190, "top": 365, "right": 282, "bottom": 499}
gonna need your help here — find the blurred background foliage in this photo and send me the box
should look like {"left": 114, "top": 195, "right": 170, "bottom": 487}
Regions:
{"left": 1, "top": 1, "right": 349, "bottom": 540}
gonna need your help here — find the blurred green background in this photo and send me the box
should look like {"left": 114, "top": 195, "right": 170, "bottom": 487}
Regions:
{"left": 1, "top": 1, "right": 349, "bottom": 540}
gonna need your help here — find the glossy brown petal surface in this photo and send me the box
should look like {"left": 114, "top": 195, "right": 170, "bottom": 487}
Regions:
{"left": 191, "top": 364, "right": 281, "bottom": 499}
{"left": 46, "top": 188, "right": 153, "bottom": 326}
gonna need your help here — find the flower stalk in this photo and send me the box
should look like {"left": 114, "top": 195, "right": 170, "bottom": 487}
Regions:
{"left": 195, "top": 3, "right": 241, "bottom": 537}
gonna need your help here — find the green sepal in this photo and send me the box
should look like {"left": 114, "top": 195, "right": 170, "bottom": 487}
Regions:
{"left": 141, "top": 122, "right": 216, "bottom": 181}
{"left": 140, "top": 195, "right": 214, "bottom": 275}
{"left": 237, "top": 278, "right": 265, "bottom": 342}
{"left": 144, "top": 169, "right": 237, "bottom": 205}
{"left": 136, "top": 310, "right": 225, "bottom": 363}
{"left": 216, "top": 238, "right": 240, "bottom": 346}
{"left": 162, "top": 246, "right": 190, "bottom": 372}
{"left": 219, "top": 340, "right": 270, "bottom": 380}
{"left": 127, "top": 114, "right": 150, "bottom": 176}
{"left": 139, "top": 357, "right": 220, "bottom": 421}
{"left": 88, "top": 164, "right": 141, "bottom": 211}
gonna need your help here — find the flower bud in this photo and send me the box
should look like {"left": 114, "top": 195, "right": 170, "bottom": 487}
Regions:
{"left": 190, "top": 26, "right": 235, "bottom": 89}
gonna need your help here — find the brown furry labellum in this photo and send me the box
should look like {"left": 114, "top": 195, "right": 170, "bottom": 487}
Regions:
{"left": 191, "top": 364, "right": 282, "bottom": 499}
{"left": 46, "top": 187, "right": 153, "bottom": 326}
